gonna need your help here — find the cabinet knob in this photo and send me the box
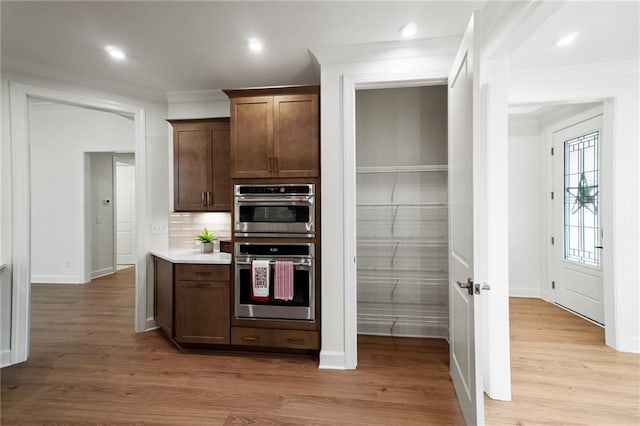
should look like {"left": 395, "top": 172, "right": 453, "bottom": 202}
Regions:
{"left": 201, "top": 191, "right": 206, "bottom": 206}
{"left": 242, "top": 336, "right": 261, "bottom": 342}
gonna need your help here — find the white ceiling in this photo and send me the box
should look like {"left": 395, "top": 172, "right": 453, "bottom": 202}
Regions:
{"left": 510, "top": 1, "right": 639, "bottom": 70}
{"left": 4, "top": 1, "right": 636, "bottom": 102}
{"left": 1, "top": 1, "right": 486, "bottom": 99}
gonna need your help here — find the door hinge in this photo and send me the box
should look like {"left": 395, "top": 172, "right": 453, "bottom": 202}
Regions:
{"left": 551, "top": 147, "right": 554, "bottom": 155}
{"left": 551, "top": 191, "right": 554, "bottom": 200}
{"left": 552, "top": 281, "right": 555, "bottom": 289}
{"left": 551, "top": 236, "right": 555, "bottom": 245}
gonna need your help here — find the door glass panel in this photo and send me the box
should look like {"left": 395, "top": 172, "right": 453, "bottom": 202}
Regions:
{"left": 564, "top": 130, "right": 600, "bottom": 266}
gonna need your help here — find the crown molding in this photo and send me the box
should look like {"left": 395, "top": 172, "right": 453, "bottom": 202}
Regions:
{"left": 1, "top": 55, "right": 166, "bottom": 103}
{"left": 165, "top": 89, "right": 229, "bottom": 103}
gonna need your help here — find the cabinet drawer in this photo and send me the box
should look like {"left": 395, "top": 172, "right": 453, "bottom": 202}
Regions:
{"left": 175, "top": 264, "right": 229, "bottom": 281}
{"left": 231, "top": 327, "right": 319, "bottom": 350}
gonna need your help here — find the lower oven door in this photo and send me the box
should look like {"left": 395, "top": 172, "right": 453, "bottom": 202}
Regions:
{"left": 235, "top": 258, "right": 315, "bottom": 321}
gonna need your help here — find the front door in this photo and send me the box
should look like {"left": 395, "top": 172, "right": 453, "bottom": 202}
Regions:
{"left": 448, "top": 15, "right": 484, "bottom": 425}
{"left": 552, "top": 114, "right": 604, "bottom": 324}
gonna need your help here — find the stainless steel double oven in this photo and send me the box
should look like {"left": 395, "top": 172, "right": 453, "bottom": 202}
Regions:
{"left": 233, "top": 184, "right": 316, "bottom": 322}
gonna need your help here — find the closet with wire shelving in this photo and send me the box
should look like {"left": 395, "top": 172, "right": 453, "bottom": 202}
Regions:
{"left": 356, "top": 85, "right": 448, "bottom": 338}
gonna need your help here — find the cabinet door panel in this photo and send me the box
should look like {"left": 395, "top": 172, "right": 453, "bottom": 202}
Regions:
{"left": 175, "top": 281, "right": 230, "bottom": 344}
{"left": 231, "top": 97, "right": 273, "bottom": 177}
{"left": 273, "top": 94, "right": 319, "bottom": 177}
{"left": 154, "top": 257, "right": 174, "bottom": 337}
{"left": 174, "top": 125, "right": 212, "bottom": 211}
{"left": 209, "top": 122, "right": 231, "bottom": 211}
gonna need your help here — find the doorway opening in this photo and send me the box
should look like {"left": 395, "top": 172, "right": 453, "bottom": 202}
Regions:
{"left": 354, "top": 85, "right": 449, "bottom": 343}
{"left": 9, "top": 80, "right": 148, "bottom": 366}
{"left": 507, "top": 102, "right": 605, "bottom": 327}
{"left": 29, "top": 99, "right": 136, "bottom": 285}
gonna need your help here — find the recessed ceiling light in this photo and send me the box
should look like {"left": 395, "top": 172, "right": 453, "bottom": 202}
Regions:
{"left": 105, "top": 45, "right": 126, "bottom": 61}
{"left": 555, "top": 32, "right": 578, "bottom": 47}
{"left": 400, "top": 22, "right": 417, "bottom": 38}
{"left": 248, "top": 38, "right": 263, "bottom": 52}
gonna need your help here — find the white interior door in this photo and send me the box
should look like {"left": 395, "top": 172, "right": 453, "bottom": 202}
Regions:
{"left": 116, "top": 161, "right": 136, "bottom": 265}
{"left": 552, "top": 115, "right": 604, "bottom": 324}
{"left": 449, "top": 16, "right": 483, "bottom": 425}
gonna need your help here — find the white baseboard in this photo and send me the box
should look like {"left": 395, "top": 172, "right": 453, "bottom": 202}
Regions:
{"left": 91, "top": 267, "right": 115, "bottom": 279}
{"left": 509, "top": 287, "right": 542, "bottom": 298}
{"left": 144, "top": 317, "right": 158, "bottom": 331}
{"left": 319, "top": 350, "right": 347, "bottom": 370}
{"left": 1, "top": 349, "right": 11, "bottom": 368}
{"left": 31, "top": 275, "right": 84, "bottom": 284}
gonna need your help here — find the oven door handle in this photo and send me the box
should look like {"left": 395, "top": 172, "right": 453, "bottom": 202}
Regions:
{"left": 236, "top": 260, "right": 312, "bottom": 268}
{"left": 235, "top": 196, "right": 314, "bottom": 203}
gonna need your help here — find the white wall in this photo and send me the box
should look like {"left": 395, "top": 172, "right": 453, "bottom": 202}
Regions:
{"left": 1, "top": 69, "right": 170, "bottom": 363}
{"left": 29, "top": 103, "right": 133, "bottom": 284}
{"left": 356, "top": 86, "right": 447, "bottom": 167}
{"left": 508, "top": 116, "right": 543, "bottom": 298}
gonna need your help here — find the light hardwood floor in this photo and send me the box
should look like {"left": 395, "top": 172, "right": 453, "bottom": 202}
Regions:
{"left": 485, "top": 298, "right": 640, "bottom": 425}
{"left": 2, "top": 269, "right": 638, "bottom": 425}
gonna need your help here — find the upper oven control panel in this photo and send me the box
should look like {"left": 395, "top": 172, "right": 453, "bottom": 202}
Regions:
{"left": 235, "top": 184, "right": 314, "bottom": 196}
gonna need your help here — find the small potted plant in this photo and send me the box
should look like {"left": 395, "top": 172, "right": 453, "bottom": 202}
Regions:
{"left": 196, "top": 227, "right": 215, "bottom": 253}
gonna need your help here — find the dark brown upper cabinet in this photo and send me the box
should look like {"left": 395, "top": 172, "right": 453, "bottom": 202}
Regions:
{"left": 223, "top": 85, "right": 319, "bottom": 178}
{"left": 169, "top": 118, "right": 231, "bottom": 212}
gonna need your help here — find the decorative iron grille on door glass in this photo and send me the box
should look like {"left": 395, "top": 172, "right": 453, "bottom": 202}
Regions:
{"left": 356, "top": 165, "right": 448, "bottom": 338}
{"left": 564, "top": 130, "right": 600, "bottom": 267}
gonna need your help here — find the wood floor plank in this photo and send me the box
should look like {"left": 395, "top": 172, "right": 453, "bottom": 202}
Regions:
{"left": 485, "top": 297, "right": 640, "bottom": 425}
{"left": 1, "top": 268, "right": 464, "bottom": 425}
{"left": 3, "top": 269, "right": 637, "bottom": 425}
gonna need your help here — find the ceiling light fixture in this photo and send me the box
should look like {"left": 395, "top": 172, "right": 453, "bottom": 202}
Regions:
{"left": 105, "top": 45, "right": 126, "bottom": 61}
{"left": 248, "top": 38, "right": 263, "bottom": 52}
{"left": 555, "top": 32, "right": 578, "bottom": 47}
{"left": 400, "top": 22, "right": 417, "bottom": 38}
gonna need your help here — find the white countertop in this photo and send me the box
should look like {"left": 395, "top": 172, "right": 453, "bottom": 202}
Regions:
{"left": 150, "top": 248, "right": 232, "bottom": 265}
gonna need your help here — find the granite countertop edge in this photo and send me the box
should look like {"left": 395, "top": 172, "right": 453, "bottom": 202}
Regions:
{"left": 149, "top": 248, "right": 232, "bottom": 265}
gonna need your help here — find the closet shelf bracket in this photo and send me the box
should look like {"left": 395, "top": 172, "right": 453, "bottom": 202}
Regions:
{"left": 391, "top": 279, "right": 400, "bottom": 298}
{"left": 390, "top": 242, "right": 400, "bottom": 267}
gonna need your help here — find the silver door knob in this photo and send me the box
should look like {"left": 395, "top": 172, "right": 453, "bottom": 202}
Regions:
{"left": 456, "top": 278, "right": 474, "bottom": 296}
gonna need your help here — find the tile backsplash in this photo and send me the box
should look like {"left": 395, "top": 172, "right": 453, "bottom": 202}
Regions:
{"left": 169, "top": 212, "right": 231, "bottom": 249}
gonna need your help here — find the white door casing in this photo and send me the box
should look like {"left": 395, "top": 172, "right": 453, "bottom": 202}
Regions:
{"left": 116, "top": 161, "right": 136, "bottom": 265}
{"left": 552, "top": 115, "right": 604, "bottom": 324}
{"left": 449, "top": 15, "right": 484, "bottom": 425}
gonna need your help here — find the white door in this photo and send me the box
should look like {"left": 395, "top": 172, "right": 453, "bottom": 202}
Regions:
{"left": 116, "top": 161, "right": 136, "bottom": 265}
{"left": 448, "top": 15, "right": 483, "bottom": 425}
{"left": 552, "top": 115, "right": 603, "bottom": 324}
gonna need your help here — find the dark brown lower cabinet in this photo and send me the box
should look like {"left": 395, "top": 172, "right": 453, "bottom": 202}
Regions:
{"left": 175, "top": 280, "right": 230, "bottom": 344}
{"left": 174, "top": 264, "right": 230, "bottom": 344}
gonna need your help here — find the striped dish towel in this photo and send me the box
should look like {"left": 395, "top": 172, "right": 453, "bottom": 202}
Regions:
{"left": 274, "top": 260, "right": 294, "bottom": 301}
